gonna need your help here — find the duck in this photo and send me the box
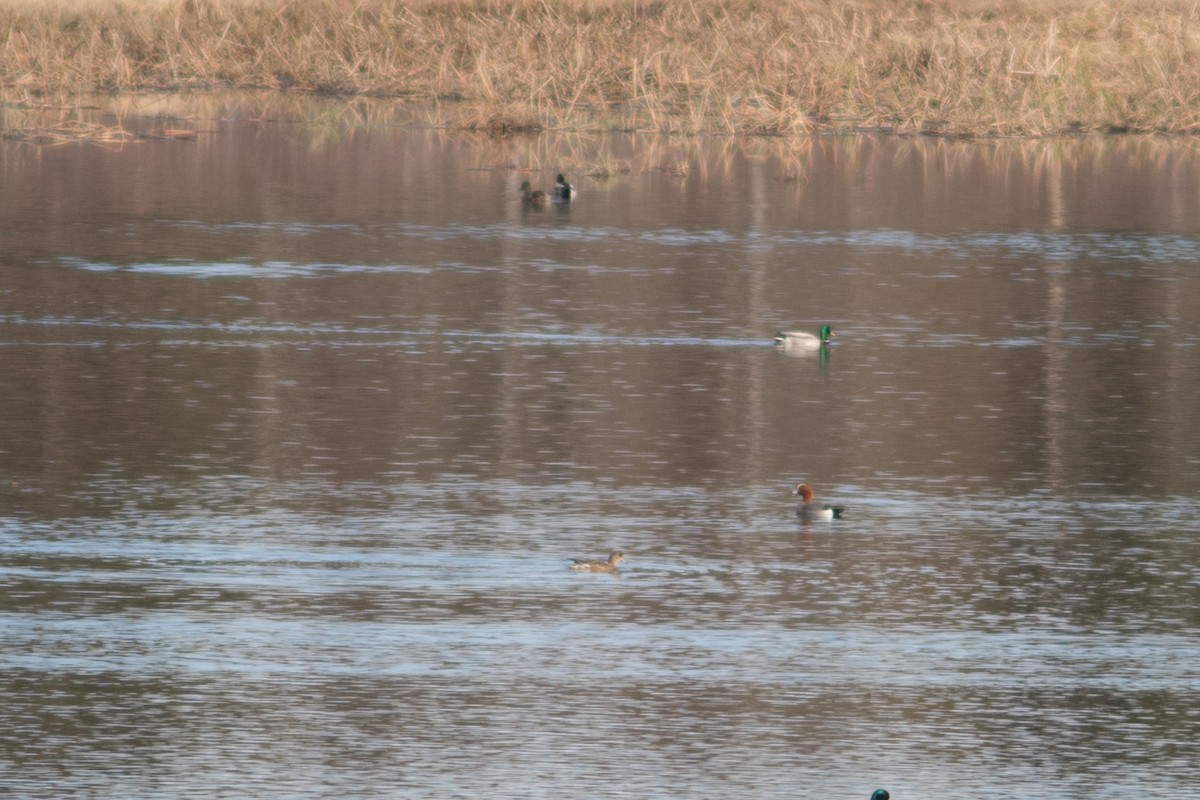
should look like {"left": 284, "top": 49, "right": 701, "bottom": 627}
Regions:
{"left": 552, "top": 173, "right": 575, "bottom": 200}
{"left": 870, "top": 792, "right": 890, "bottom": 800}
{"left": 569, "top": 551, "right": 624, "bottom": 573}
{"left": 773, "top": 325, "right": 833, "bottom": 349}
{"left": 519, "top": 180, "right": 548, "bottom": 204}
{"left": 794, "top": 482, "right": 845, "bottom": 520}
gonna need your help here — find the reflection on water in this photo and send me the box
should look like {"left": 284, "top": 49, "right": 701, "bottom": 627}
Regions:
{"left": 1, "top": 97, "right": 1199, "bottom": 799}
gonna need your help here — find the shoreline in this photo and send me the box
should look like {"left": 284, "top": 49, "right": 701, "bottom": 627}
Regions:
{"left": 3, "top": 0, "right": 1200, "bottom": 138}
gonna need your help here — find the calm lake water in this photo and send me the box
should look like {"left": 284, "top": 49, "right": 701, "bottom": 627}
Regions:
{"left": 2, "top": 95, "right": 1199, "bottom": 799}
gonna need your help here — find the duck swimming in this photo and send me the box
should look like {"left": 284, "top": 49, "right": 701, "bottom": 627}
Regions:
{"left": 870, "top": 791, "right": 890, "bottom": 800}
{"left": 794, "top": 482, "right": 845, "bottom": 520}
{"left": 569, "top": 551, "right": 624, "bottom": 573}
{"left": 773, "top": 325, "right": 833, "bottom": 349}
{"left": 553, "top": 173, "right": 575, "bottom": 200}
{"left": 519, "top": 180, "right": 548, "bottom": 204}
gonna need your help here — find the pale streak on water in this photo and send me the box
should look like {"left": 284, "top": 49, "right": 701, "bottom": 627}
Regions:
{"left": 1, "top": 96, "right": 1199, "bottom": 799}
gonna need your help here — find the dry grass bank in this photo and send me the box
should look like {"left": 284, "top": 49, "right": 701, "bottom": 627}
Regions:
{"left": 3, "top": 0, "right": 1200, "bottom": 136}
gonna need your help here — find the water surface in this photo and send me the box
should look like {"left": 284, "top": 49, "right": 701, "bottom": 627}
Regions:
{"left": 1, "top": 96, "right": 1198, "bottom": 799}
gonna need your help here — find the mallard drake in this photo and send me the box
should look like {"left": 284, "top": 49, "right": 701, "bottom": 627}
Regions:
{"left": 870, "top": 791, "right": 890, "bottom": 800}
{"left": 553, "top": 173, "right": 575, "bottom": 200}
{"left": 569, "top": 551, "right": 624, "bottom": 573}
{"left": 519, "top": 180, "right": 548, "bottom": 204}
{"left": 773, "top": 325, "right": 833, "bottom": 349}
{"left": 794, "top": 482, "right": 845, "bottom": 520}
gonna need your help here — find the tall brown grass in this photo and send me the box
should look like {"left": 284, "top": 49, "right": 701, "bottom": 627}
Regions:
{"left": 4, "top": 0, "right": 1200, "bottom": 136}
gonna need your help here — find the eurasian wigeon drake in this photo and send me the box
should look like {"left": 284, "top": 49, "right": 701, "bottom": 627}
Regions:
{"left": 569, "top": 551, "right": 624, "bottom": 573}
{"left": 552, "top": 173, "right": 575, "bottom": 200}
{"left": 519, "top": 180, "right": 548, "bottom": 204}
{"left": 773, "top": 325, "right": 833, "bottom": 349}
{"left": 870, "top": 791, "right": 890, "bottom": 800}
{"left": 794, "top": 482, "right": 845, "bottom": 520}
